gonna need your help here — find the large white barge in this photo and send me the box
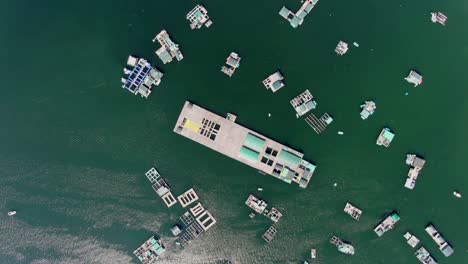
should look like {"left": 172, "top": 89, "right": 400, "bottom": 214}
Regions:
{"left": 173, "top": 101, "right": 317, "bottom": 188}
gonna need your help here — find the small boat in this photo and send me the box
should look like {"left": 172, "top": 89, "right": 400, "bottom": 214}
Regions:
{"left": 353, "top": 42, "right": 359, "bottom": 47}
{"left": 8, "top": 211, "right": 16, "bottom": 216}
{"left": 311, "top": 248, "right": 317, "bottom": 258}
{"left": 338, "top": 131, "right": 344, "bottom": 135}
{"left": 453, "top": 191, "right": 462, "bottom": 198}
{"left": 257, "top": 187, "right": 263, "bottom": 191}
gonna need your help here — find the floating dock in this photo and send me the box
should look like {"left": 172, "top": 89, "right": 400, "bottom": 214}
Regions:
{"left": 245, "top": 194, "right": 268, "bottom": 214}
{"left": 180, "top": 211, "right": 195, "bottom": 226}
{"left": 404, "top": 232, "right": 420, "bottom": 248}
{"left": 330, "top": 236, "right": 355, "bottom": 255}
{"left": 431, "top": 12, "right": 447, "bottom": 26}
{"left": 405, "top": 70, "right": 423, "bottom": 87}
{"left": 305, "top": 113, "right": 333, "bottom": 134}
{"left": 279, "top": 0, "right": 320, "bottom": 28}
{"left": 187, "top": 5, "right": 212, "bottom": 29}
{"left": 195, "top": 209, "right": 217, "bottom": 231}
{"left": 344, "top": 202, "right": 362, "bottom": 221}
{"left": 415, "top": 247, "right": 438, "bottom": 264}
{"left": 335, "top": 41, "right": 349, "bottom": 55}
{"left": 263, "top": 71, "right": 285, "bottom": 92}
{"left": 177, "top": 220, "right": 204, "bottom": 245}
{"left": 262, "top": 226, "right": 277, "bottom": 243}
{"left": 245, "top": 194, "right": 283, "bottom": 222}
{"left": 133, "top": 236, "right": 165, "bottom": 264}
{"left": 290, "top": 90, "right": 316, "bottom": 117}
{"left": 145, "top": 167, "right": 177, "bottom": 207}
{"left": 190, "top": 202, "right": 205, "bottom": 217}
{"left": 177, "top": 202, "right": 217, "bottom": 245}
{"left": 122, "top": 57, "right": 163, "bottom": 99}
{"left": 174, "top": 101, "right": 317, "bottom": 188}
{"left": 177, "top": 188, "right": 199, "bottom": 208}
{"left": 425, "top": 224, "right": 454, "bottom": 257}
{"left": 153, "top": 30, "right": 183, "bottom": 64}
{"left": 374, "top": 212, "right": 400, "bottom": 237}
{"left": 265, "top": 207, "right": 283, "bottom": 223}
{"left": 221, "top": 52, "right": 241, "bottom": 77}
{"left": 360, "top": 101, "right": 376, "bottom": 120}
{"left": 376, "top": 127, "right": 395, "bottom": 147}
{"left": 404, "top": 154, "right": 426, "bottom": 190}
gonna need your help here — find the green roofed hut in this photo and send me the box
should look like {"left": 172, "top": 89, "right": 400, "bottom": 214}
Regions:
{"left": 278, "top": 149, "right": 303, "bottom": 167}
{"left": 133, "top": 236, "right": 165, "bottom": 264}
{"left": 186, "top": 5, "right": 212, "bottom": 29}
{"left": 278, "top": 0, "right": 320, "bottom": 28}
{"left": 279, "top": 7, "right": 292, "bottom": 19}
{"left": 263, "top": 71, "right": 285, "bottom": 92}
{"left": 376, "top": 127, "right": 395, "bottom": 147}
{"left": 153, "top": 30, "right": 184, "bottom": 64}
{"left": 239, "top": 146, "right": 260, "bottom": 163}
{"left": 244, "top": 133, "right": 266, "bottom": 152}
{"left": 374, "top": 212, "right": 400, "bottom": 237}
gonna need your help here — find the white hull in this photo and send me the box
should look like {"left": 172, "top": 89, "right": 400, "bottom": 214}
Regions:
{"left": 311, "top": 248, "right": 317, "bottom": 258}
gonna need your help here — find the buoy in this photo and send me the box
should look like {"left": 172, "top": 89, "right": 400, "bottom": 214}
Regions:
{"left": 268, "top": 113, "right": 271, "bottom": 117}
{"left": 333, "top": 183, "right": 338, "bottom": 187}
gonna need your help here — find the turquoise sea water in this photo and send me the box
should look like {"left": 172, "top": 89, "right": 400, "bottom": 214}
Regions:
{"left": 0, "top": 0, "right": 467, "bottom": 263}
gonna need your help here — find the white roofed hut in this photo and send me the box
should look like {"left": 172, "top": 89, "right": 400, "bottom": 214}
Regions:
{"left": 335, "top": 41, "right": 349, "bottom": 55}
{"left": 405, "top": 70, "right": 423, "bottom": 87}
{"left": 431, "top": 12, "right": 447, "bottom": 26}
{"left": 187, "top": 5, "right": 212, "bottom": 29}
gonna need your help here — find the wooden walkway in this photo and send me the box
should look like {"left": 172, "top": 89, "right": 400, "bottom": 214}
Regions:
{"left": 305, "top": 113, "right": 332, "bottom": 134}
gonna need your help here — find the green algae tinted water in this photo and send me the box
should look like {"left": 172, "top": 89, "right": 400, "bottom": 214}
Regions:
{"left": 0, "top": 0, "right": 467, "bottom": 263}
